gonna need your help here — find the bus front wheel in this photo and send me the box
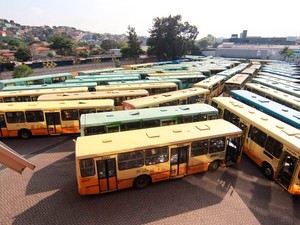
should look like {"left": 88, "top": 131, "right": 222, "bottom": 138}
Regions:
{"left": 262, "top": 163, "right": 274, "bottom": 180}
{"left": 208, "top": 160, "right": 220, "bottom": 172}
{"left": 18, "top": 129, "right": 32, "bottom": 139}
{"left": 133, "top": 175, "right": 151, "bottom": 189}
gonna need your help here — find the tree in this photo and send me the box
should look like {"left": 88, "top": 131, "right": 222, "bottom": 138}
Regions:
{"left": 197, "top": 37, "right": 212, "bottom": 49}
{"left": 147, "top": 15, "right": 198, "bottom": 61}
{"left": 78, "top": 49, "right": 89, "bottom": 58}
{"left": 12, "top": 65, "right": 33, "bottom": 78}
{"left": 101, "top": 39, "right": 118, "bottom": 52}
{"left": 49, "top": 34, "right": 74, "bottom": 56}
{"left": 121, "top": 26, "right": 143, "bottom": 62}
{"left": 0, "top": 36, "right": 26, "bottom": 50}
{"left": 14, "top": 47, "right": 32, "bottom": 62}
{"left": 279, "top": 47, "right": 294, "bottom": 61}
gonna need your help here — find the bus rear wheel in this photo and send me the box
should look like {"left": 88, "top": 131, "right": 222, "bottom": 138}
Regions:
{"left": 18, "top": 129, "right": 32, "bottom": 139}
{"left": 133, "top": 175, "right": 151, "bottom": 189}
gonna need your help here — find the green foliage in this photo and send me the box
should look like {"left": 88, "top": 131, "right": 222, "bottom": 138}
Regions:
{"left": 114, "top": 59, "right": 121, "bottom": 68}
{"left": 12, "top": 65, "right": 33, "bottom": 78}
{"left": 147, "top": 15, "right": 198, "bottom": 61}
{"left": 78, "top": 49, "right": 89, "bottom": 58}
{"left": 101, "top": 39, "right": 118, "bottom": 51}
{"left": 279, "top": 47, "right": 295, "bottom": 61}
{"left": 14, "top": 47, "right": 32, "bottom": 62}
{"left": 49, "top": 34, "right": 74, "bottom": 56}
{"left": 121, "top": 26, "right": 143, "bottom": 61}
{"left": 197, "top": 37, "right": 213, "bottom": 49}
{"left": 0, "top": 36, "right": 26, "bottom": 50}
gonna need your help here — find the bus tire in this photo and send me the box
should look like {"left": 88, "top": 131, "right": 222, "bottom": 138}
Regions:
{"left": 262, "top": 163, "right": 273, "bottom": 180}
{"left": 18, "top": 129, "right": 32, "bottom": 139}
{"left": 208, "top": 160, "right": 220, "bottom": 172}
{"left": 133, "top": 175, "right": 151, "bottom": 189}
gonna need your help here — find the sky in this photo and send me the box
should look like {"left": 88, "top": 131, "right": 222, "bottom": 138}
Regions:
{"left": 1, "top": 0, "right": 299, "bottom": 39}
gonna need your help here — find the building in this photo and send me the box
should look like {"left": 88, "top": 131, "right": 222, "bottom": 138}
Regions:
{"left": 215, "top": 43, "right": 300, "bottom": 62}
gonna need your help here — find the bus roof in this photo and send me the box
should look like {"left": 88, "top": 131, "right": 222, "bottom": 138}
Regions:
{"left": 1, "top": 82, "right": 97, "bottom": 91}
{"left": 0, "top": 99, "right": 115, "bottom": 111}
{"left": 76, "top": 119, "right": 242, "bottom": 158}
{"left": 244, "top": 83, "right": 300, "bottom": 107}
{"left": 211, "top": 97, "right": 300, "bottom": 153}
{"left": 225, "top": 74, "right": 250, "bottom": 85}
{"left": 193, "top": 75, "right": 226, "bottom": 88}
{"left": 251, "top": 78, "right": 300, "bottom": 98}
{"left": 80, "top": 103, "right": 218, "bottom": 127}
{"left": 95, "top": 82, "right": 178, "bottom": 91}
{"left": 78, "top": 68, "right": 124, "bottom": 75}
{"left": 0, "top": 73, "right": 73, "bottom": 84}
{"left": 0, "top": 87, "right": 88, "bottom": 98}
{"left": 37, "top": 89, "right": 149, "bottom": 101}
{"left": 229, "top": 90, "right": 300, "bottom": 129}
{"left": 146, "top": 71, "right": 203, "bottom": 77}
{"left": 123, "top": 88, "right": 209, "bottom": 108}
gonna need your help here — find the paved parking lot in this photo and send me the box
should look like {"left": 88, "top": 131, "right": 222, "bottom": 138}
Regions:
{"left": 0, "top": 136, "right": 299, "bottom": 225}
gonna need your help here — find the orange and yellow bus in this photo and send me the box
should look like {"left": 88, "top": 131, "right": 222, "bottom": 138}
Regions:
{"left": 122, "top": 87, "right": 210, "bottom": 110}
{"left": 37, "top": 89, "right": 149, "bottom": 110}
{"left": 0, "top": 99, "right": 115, "bottom": 139}
{"left": 211, "top": 97, "right": 300, "bottom": 195}
{"left": 0, "top": 87, "right": 88, "bottom": 103}
{"left": 75, "top": 119, "right": 243, "bottom": 195}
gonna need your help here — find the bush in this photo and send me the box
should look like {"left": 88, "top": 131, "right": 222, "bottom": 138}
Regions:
{"left": 12, "top": 65, "right": 33, "bottom": 78}
{"left": 114, "top": 59, "right": 121, "bottom": 68}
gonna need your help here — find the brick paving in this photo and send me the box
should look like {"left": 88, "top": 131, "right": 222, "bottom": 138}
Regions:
{"left": 0, "top": 136, "right": 299, "bottom": 225}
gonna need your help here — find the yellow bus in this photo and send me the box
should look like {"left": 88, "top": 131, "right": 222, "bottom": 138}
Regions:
{"left": 193, "top": 75, "right": 226, "bottom": 102}
{"left": 244, "top": 83, "right": 300, "bottom": 111}
{"left": 95, "top": 82, "right": 178, "bottom": 95}
{"left": 0, "top": 99, "right": 115, "bottom": 139}
{"left": 37, "top": 89, "right": 149, "bottom": 110}
{"left": 211, "top": 97, "right": 300, "bottom": 195}
{"left": 124, "top": 63, "right": 154, "bottom": 70}
{"left": 0, "top": 87, "right": 88, "bottom": 103}
{"left": 122, "top": 87, "right": 210, "bottom": 110}
{"left": 75, "top": 119, "right": 243, "bottom": 195}
{"left": 223, "top": 74, "right": 251, "bottom": 97}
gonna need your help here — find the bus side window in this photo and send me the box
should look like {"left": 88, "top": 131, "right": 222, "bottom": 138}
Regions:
{"left": 143, "top": 119, "right": 160, "bottom": 128}
{"left": 62, "top": 109, "right": 78, "bottom": 120}
{"left": 250, "top": 126, "right": 267, "bottom": 148}
{"left": 209, "top": 137, "right": 225, "bottom": 153}
{"left": 6, "top": 112, "right": 25, "bottom": 123}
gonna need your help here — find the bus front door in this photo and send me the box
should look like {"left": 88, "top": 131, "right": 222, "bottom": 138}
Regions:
{"left": 45, "top": 112, "right": 62, "bottom": 135}
{"left": 97, "top": 159, "right": 117, "bottom": 193}
{"left": 225, "top": 137, "right": 242, "bottom": 165}
{"left": 276, "top": 152, "right": 297, "bottom": 191}
{"left": 170, "top": 145, "right": 188, "bottom": 177}
{"left": 0, "top": 114, "right": 8, "bottom": 137}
